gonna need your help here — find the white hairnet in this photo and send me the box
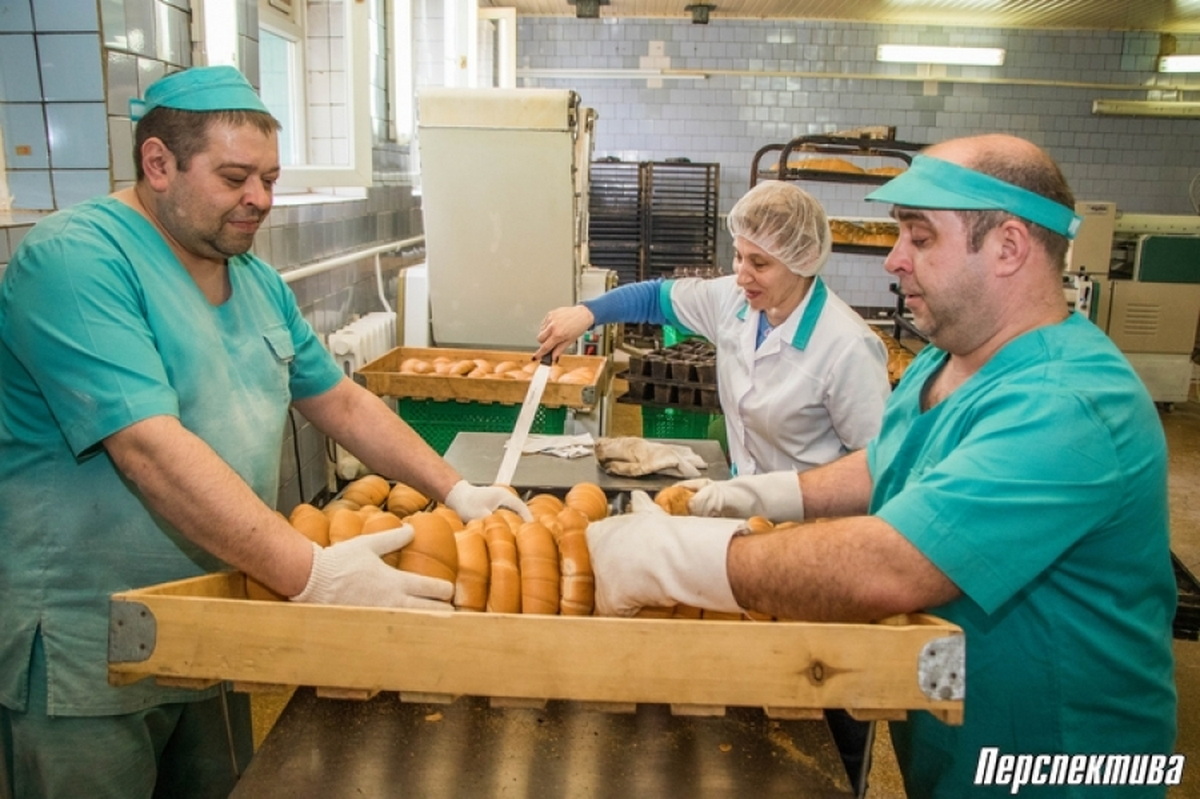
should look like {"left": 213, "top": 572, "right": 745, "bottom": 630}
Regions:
{"left": 727, "top": 181, "right": 831, "bottom": 277}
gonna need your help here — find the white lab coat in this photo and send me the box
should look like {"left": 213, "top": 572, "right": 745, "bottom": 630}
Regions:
{"left": 664, "top": 275, "right": 890, "bottom": 475}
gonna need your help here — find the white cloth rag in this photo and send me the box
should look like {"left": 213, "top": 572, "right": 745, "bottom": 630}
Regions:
{"left": 517, "top": 433, "right": 596, "bottom": 459}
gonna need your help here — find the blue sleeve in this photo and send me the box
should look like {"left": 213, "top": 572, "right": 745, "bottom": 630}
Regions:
{"left": 582, "top": 279, "right": 670, "bottom": 326}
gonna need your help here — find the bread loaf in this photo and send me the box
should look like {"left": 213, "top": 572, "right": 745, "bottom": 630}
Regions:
{"left": 322, "top": 498, "right": 360, "bottom": 517}
{"left": 654, "top": 485, "right": 695, "bottom": 516}
{"left": 744, "top": 516, "right": 775, "bottom": 534}
{"left": 564, "top": 482, "right": 608, "bottom": 521}
{"left": 557, "top": 367, "right": 594, "bottom": 385}
{"left": 483, "top": 514, "right": 521, "bottom": 613}
{"left": 431, "top": 504, "right": 465, "bottom": 531}
{"left": 453, "top": 521, "right": 490, "bottom": 611}
{"left": 788, "top": 157, "right": 865, "bottom": 174}
{"left": 492, "top": 508, "right": 525, "bottom": 533}
{"left": 526, "top": 493, "right": 564, "bottom": 521}
{"left": 387, "top": 483, "right": 430, "bottom": 517}
{"left": 327, "top": 507, "right": 365, "bottom": 544}
{"left": 553, "top": 508, "right": 594, "bottom": 616}
{"left": 341, "top": 474, "right": 390, "bottom": 507}
{"left": 516, "top": 521, "right": 561, "bottom": 615}
{"left": 361, "top": 511, "right": 406, "bottom": 567}
{"left": 289, "top": 503, "right": 331, "bottom": 547}
{"left": 395, "top": 511, "right": 458, "bottom": 583}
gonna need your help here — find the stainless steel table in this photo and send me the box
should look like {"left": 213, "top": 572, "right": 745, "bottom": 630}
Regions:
{"left": 443, "top": 432, "right": 730, "bottom": 493}
{"left": 232, "top": 688, "right": 854, "bottom": 798}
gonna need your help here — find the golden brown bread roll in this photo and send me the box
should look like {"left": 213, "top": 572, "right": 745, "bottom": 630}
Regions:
{"left": 484, "top": 515, "right": 521, "bottom": 613}
{"left": 430, "top": 504, "right": 465, "bottom": 531}
{"left": 396, "top": 511, "right": 458, "bottom": 583}
{"left": 553, "top": 510, "right": 594, "bottom": 616}
{"left": 361, "top": 510, "right": 404, "bottom": 534}
{"left": 341, "top": 474, "right": 390, "bottom": 507}
{"left": 867, "top": 165, "right": 906, "bottom": 176}
{"left": 515, "top": 521, "right": 561, "bottom": 615}
{"left": 492, "top": 508, "right": 525, "bottom": 533}
{"left": 453, "top": 521, "right": 490, "bottom": 611}
{"left": 790, "top": 157, "right": 864, "bottom": 173}
{"left": 322, "top": 498, "right": 360, "bottom": 517}
{"left": 492, "top": 360, "right": 519, "bottom": 376}
{"left": 526, "top": 493, "right": 565, "bottom": 520}
{"left": 387, "top": 483, "right": 430, "bottom": 517}
{"left": 399, "top": 357, "right": 432, "bottom": 374}
{"left": 654, "top": 485, "right": 695, "bottom": 516}
{"left": 449, "top": 359, "right": 475, "bottom": 376}
{"left": 564, "top": 482, "right": 608, "bottom": 521}
{"left": 362, "top": 511, "right": 406, "bottom": 567}
{"left": 557, "top": 367, "right": 594, "bottom": 385}
{"left": 743, "top": 516, "right": 775, "bottom": 534}
{"left": 289, "top": 503, "right": 331, "bottom": 547}
{"left": 327, "top": 507, "right": 365, "bottom": 544}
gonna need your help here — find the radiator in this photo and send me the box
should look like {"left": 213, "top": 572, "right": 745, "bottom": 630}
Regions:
{"left": 325, "top": 312, "right": 398, "bottom": 482}
{"left": 327, "top": 311, "right": 398, "bottom": 376}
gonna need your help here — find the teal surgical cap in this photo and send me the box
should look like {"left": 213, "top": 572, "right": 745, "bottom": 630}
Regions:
{"left": 129, "top": 65, "right": 271, "bottom": 122}
{"left": 865, "top": 155, "right": 1082, "bottom": 239}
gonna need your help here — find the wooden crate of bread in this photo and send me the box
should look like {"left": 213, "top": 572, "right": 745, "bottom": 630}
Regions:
{"left": 109, "top": 571, "right": 962, "bottom": 724}
{"left": 355, "top": 346, "right": 607, "bottom": 409}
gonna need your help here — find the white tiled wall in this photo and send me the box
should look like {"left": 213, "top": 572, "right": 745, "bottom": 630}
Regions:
{"left": 518, "top": 18, "right": 1200, "bottom": 308}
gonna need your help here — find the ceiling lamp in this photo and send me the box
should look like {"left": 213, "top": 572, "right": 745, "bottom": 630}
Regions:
{"left": 1158, "top": 55, "right": 1200, "bottom": 73}
{"left": 568, "top": 0, "right": 608, "bottom": 18}
{"left": 876, "top": 45, "right": 1006, "bottom": 67}
{"left": 686, "top": 3, "right": 715, "bottom": 24}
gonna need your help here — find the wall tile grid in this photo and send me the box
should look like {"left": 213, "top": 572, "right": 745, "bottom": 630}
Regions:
{"left": 517, "top": 18, "right": 1200, "bottom": 309}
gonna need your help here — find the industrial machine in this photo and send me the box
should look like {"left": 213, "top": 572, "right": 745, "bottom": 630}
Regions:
{"left": 417, "top": 88, "right": 598, "bottom": 351}
{"left": 1069, "top": 202, "right": 1200, "bottom": 405}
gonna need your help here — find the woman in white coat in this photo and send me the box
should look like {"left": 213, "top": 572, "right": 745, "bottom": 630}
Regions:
{"left": 534, "top": 179, "right": 890, "bottom": 795}
{"left": 535, "top": 180, "right": 890, "bottom": 479}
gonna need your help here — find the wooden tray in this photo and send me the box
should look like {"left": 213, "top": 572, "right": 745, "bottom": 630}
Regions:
{"left": 355, "top": 346, "right": 608, "bottom": 409}
{"left": 109, "top": 572, "right": 964, "bottom": 724}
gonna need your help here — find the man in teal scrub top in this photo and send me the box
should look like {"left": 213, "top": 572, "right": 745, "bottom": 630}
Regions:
{"left": 0, "top": 66, "right": 529, "bottom": 798}
{"left": 585, "top": 134, "right": 1178, "bottom": 797}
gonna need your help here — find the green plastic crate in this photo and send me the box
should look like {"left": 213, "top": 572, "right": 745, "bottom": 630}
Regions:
{"left": 399, "top": 398, "right": 567, "bottom": 455}
{"left": 641, "top": 405, "right": 722, "bottom": 441}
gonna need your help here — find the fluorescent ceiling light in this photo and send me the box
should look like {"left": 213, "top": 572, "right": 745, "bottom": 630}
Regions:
{"left": 1092, "top": 99, "right": 1200, "bottom": 118}
{"left": 876, "top": 44, "right": 1005, "bottom": 66}
{"left": 1158, "top": 55, "right": 1200, "bottom": 73}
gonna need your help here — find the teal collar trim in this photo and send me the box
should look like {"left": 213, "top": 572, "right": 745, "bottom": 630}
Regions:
{"left": 791, "top": 277, "right": 827, "bottom": 350}
{"left": 737, "top": 278, "right": 827, "bottom": 349}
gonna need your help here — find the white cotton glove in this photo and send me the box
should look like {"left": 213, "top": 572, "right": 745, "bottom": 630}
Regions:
{"left": 594, "top": 437, "right": 708, "bottom": 479}
{"left": 687, "top": 471, "right": 805, "bottom": 522}
{"left": 586, "top": 512, "right": 746, "bottom": 617}
{"left": 627, "top": 489, "right": 669, "bottom": 515}
{"left": 289, "top": 528, "right": 454, "bottom": 610}
{"left": 445, "top": 479, "right": 533, "bottom": 522}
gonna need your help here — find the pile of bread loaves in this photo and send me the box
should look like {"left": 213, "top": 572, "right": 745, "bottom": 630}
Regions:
{"left": 397, "top": 356, "right": 595, "bottom": 385}
{"left": 253, "top": 475, "right": 795, "bottom": 620}
{"left": 768, "top": 156, "right": 906, "bottom": 178}
{"left": 829, "top": 219, "right": 899, "bottom": 248}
